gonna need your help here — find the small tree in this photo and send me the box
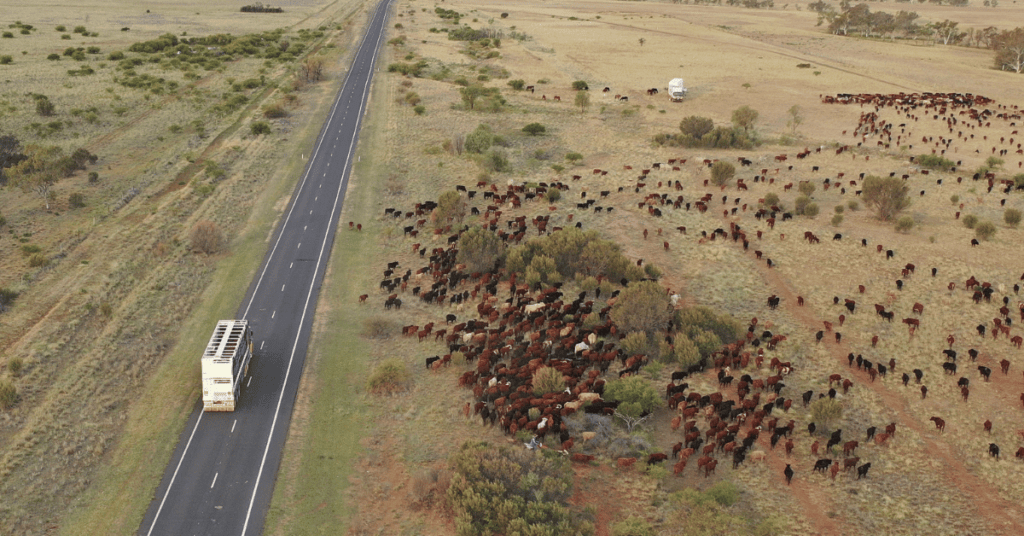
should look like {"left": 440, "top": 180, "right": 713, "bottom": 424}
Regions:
{"left": 731, "top": 105, "right": 759, "bottom": 133}
{"left": 522, "top": 122, "right": 546, "bottom": 136}
{"left": 894, "top": 215, "right": 914, "bottom": 232}
{"left": 803, "top": 202, "right": 820, "bottom": 218}
{"left": 460, "top": 84, "right": 486, "bottom": 110}
{"left": 962, "top": 214, "right": 978, "bottom": 229}
{"left": 638, "top": 37, "right": 646, "bottom": 47}
{"left": 809, "top": 397, "right": 842, "bottom": 434}
{"left": 620, "top": 331, "right": 650, "bottom": 356}
{"left": 433, "top": 190, "right": 466, "bottom": 227}
{"left": 672, "top": 335, "right": 701, "bottom": 368}
{"left": 679, "top": 116, "right": 714, "bottom": 138}
{"left": 831, "top": 214, "right": 844, "bottom": 226}
{"left": 565, "top": 152, "right": 583, "bottom": 165}
{"left": 575, "top": 90, "right": 590, "bottom": 114}
{"left": 611, "top": 280, "right": 671, "bottom": 337}
{"left": 507, "top": 79, "right": 525, "bottom": 90}
{"left": 798, "top": 181, "right": 816, "bottom": 196}
{"left": 975, "top": 220, "right": 997, "bottom": 241}
{"left": 465, "top": 125, "right": 493, "bottom": 153}
{"left": 604, "top": 376, "right": 660, "bottom": 431}
{"left": 191, "top": 220, "right": 224, "bottom": 254}
{"left": 457, "top": 225, "right": 504, "bottom": 272}
{"left": 710, "top": 161, "right": 735, "bottom": 187}
{"left": 794, "top": 195, "right": 811, "bottom": 215}
{"left": 571, "top": 80, "right": 589, "bottom": 90}
{"left": 1004, "top": 208, "right": 1021, "bottom": 228}
{"left": 762, "top": 192, "right": 781, "bottom": 208}
{"left": 532, "top": 366, "right": 565, "bottom": 395}
{"left": 786, "top": 104, "right": 803, "bottom": 134}
{"left": 861, "top": 175, "right": 911, "bottom": 221}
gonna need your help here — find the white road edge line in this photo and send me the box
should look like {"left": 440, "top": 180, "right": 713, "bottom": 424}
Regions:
{"left": 239, "top": 2, "right": 392, "bottom": 535}
{"left": 144, "top": 411, "right": 204, "bottom": 536}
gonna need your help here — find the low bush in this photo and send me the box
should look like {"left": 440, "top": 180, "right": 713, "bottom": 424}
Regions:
{"left": 611, "top": 517, "right": 655, "bottom": 536}
{"left": 831, "top": 214, "right": 844, "bottom": 226}
{"left": 251, "top": 121, "right": 271, "bottom": 135}
{"left": 190, "top": 220, "right": 224, "bottom": 254}
{"left": 545, "top": 188, "right": 560, "bottom": 202}
{"left": 962, "top": 214, "right": 978, "bottom": 229}
{"left": 894, "top": 215, "right": 914, "bottom": 232}
{"left": 803, "top": 202, "right": 819, "bottom": 217}
{"left": 367, "top": 359, "right": 411, "bottom": 394}
{"left": 68, "top": 192, "right": 85, "bottom": 208}
{"left": 916, "top": 153, "right": 956, "bottom": 171}
{"left": 975, "top": 220, "right": 997, "bottom": 241}
{"left": 0, "top": 379, "right": 17, "bottom": 409}
{"left": 28, "top": 254, "right": 48, "bottom": 267}
{"left": 361, "top": 317, "right": 397, "bottom": 339}
{"left": 847, "top": 200, "right": 859, "bottom": 211}
{"left": 522, "top": 122, "right": 546, "bottom": 136}
{"left": 532, "top": 366, "right": 565, "bottom": 395}
{"left": 7, "top": 357, "right": 23, "bottom": 376}
{"left": 1004, "top": 208, "right": 1021, "bottom": 228}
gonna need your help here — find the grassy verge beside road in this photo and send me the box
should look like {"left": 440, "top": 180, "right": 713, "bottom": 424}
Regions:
{"left": 58, "top": 7, "right": 370, "bottom": 535}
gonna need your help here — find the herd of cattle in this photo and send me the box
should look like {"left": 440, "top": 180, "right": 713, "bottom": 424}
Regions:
{"left": 365, "top": 92, "right": 1023, "bottom": 492}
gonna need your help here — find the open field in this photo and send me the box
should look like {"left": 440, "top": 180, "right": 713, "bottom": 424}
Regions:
{"left": 272, "top": 0, "right": 1024, "bottom": 535}
{"left": 0, "top": 0, "right": 378, "bottom": 533}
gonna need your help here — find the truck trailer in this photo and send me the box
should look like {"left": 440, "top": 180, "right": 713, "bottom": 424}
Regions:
{"left": 669, "top": 78, "right": 687, "bottom": 101}
{"left": 201, "top": 319, "right": 253, "bottom": 412}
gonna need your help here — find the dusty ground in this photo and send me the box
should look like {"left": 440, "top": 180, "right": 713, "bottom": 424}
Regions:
{"left": 328, "top": 0, "right": 1024, "bottom": 535}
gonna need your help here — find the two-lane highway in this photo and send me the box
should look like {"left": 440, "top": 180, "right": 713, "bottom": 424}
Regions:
{"left": 140, "top": 1, "right": 392, "bottom": 534}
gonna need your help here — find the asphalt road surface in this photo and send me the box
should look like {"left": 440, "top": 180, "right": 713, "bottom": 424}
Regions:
{"left": 139, "top": 1, "right": 392, "bottom": 534}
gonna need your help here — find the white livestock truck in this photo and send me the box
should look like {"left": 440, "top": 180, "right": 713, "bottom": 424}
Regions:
{"left": 201, "top": 319, "right": 254, "bottom": 412}
{"left": 668, "top": 78, "right": 688, "bottom": 101}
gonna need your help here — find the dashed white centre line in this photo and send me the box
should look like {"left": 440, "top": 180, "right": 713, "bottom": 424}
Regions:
{"left": 304, "top": 225, "right": 307, "bottom": 231}
{"left": 281, "top": 285, "right": 286, "bottom": 292}
{"left": 247, "top": 376, "right": 252, "bottom": 387}
{"left": 315, "top": 197, "right": 318, "bottom": 202}
{"left": 310, "top": 210, "right": 313, "bottom": 215}
{"left": 271, "top": 310, "right": 276, "bottom": 319}
{"left": 231, "top": 420, "right": 237, "bottom": 433}
{"left": 260, "top": 340, "right": 265, "bottom": 350}
{"left": 297, "top": 243, "right": 301, "bottom": 249}
{"left": 289, "top": 262, "right": 293, "bottom": 269}
{"left": 211, "top": 473, "right": 218, "bottom": 489}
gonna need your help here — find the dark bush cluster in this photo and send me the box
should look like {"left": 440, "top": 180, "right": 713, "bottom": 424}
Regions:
{"left": 240, "top": 3, "right": 284, "bottom": 13}
{"left": 447, "top": 441, "right": 595, "bottom": 536}
{"left": 654, "top": 115, "right": 757, "bottom": 149}
{"left": 505, "top": 228, "right": 645, "bottom": 286}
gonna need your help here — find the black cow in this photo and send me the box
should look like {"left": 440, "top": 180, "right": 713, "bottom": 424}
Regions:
{"left": 857, "top": 462, "right": 872, "bottom": 479}
{"left": 813, "top": 458, "right": 833, "bottom": 473}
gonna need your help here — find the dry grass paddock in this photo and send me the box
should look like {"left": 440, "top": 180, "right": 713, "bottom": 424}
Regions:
{"left": 272, "top": 0, "right": 1024, "bottom": 535}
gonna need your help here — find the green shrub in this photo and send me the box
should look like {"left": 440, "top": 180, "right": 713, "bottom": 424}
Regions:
{"left": 533, "top": 366, "right": 565, "bottom": 395}
{"left": 798, "top": 181, "right": 816, "bottom": 196}
{"left": 831, "top": 214, "right": 844, "bottom": 226}
{"left": 29, "top": 254, "right": 49, "bottom": 267}
{"left": 457, "top": 226, "right": 504, "bottom": 272}
{"left": 413, "top": 105, "right": 426, "bottom": 115}
{"left": 704, "top": 481, "right": 741, "bottom": 506}
{"left": 611, "top": 517, "right": 655, "bottom": 536}
{"left": 522, "top": 122, "right": 546, "bottom": 136}
{"left": 804, "top": 203, "right": 819, "bottom": 218}
{"left": 73, "top": 25, "right": 87, "bottom": 34}
{"left": 447, "top": 441, "right": 592, "bottom": 536}
{"left": 545, "top": 188, "right": 561, "bottom": 202}
{"left": 8, "top": 357, "right": 23, "bottom": 376}
{"left": 465, "top": 124, "right": 493, "bottom": 153}
{"left": 962, "top": 214, "right": 978, "bottom": 229}
{"left": 794, "top": 195, "right": 810, "bottom": 215}
{"left": 250, "top": 121, "right": 271, "bottom": 135}
{"left": 507, "top": 78, "right": 525, "bottom": 90}
{"left": 1004, "top": 208, "right": 1021, "bottom": 228}
{"left": 1015, "top": 174, "right": 1024, "bottom": 189}
{"left": 88, "top": 171, "right": 99, "bottom": 183}
{"left": 21, "top": 244, "right": 41, "bottom": 256}
{"left": 810, "top": 397, "right": 842, "bottom": 433}
{"left": 0, "top": 55, "right": 13, "bottom": 64}
{"left": 894, "top": 215, "right": 914, "bottom": 232}
{"left": 484, "top": 149, "right": 509, "bottom": 172}
{"left": 367, "top": 359, "right": 411, "bottom": 394}
{"left": 68, "top": 192, "right": 85, "bottom": 208}
{"left": 834, "top": 204, "right": 844, "bottom": 214}
{"left": 762, "top": 192, "right": 780, "bottom": 208}
{"left": 0, "top": 379, "right": 17, "bottom": 409}
{"left": 611, "top": 281, "right": 672, "bottom": 336}
{"left": 361, "top": 317, "right": 397, "bottom": 339}
{"left": 847, "top": 200, "right": 859, "bottom": 211}
{"left": 571, "top": 80, "right": 589, "bottom": 90}
{"left": 565, "top": 151, "right": 583, "bottom": 164}
{"left": 47, "top": 53, "right": 60, "bottom": 60}
{"left": 950, "top": 194, "right": 960, "bottom": 204}
{"left": 679, "top": 116, "right": 714, "bottom": 138}
{"left": 710, "top": 161, "right": 735, "bottom": 187}
{"left": 55, "top": 25, "right": 66, "bottom": 32}
{"left": 975, "top": 220, "right": 997, "bottom": 241}
{"left": 916, "top": 153, "right": 956, "bottom": 171}
{"left": 1, "top": 32, "right": 13, "bottom": 39}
